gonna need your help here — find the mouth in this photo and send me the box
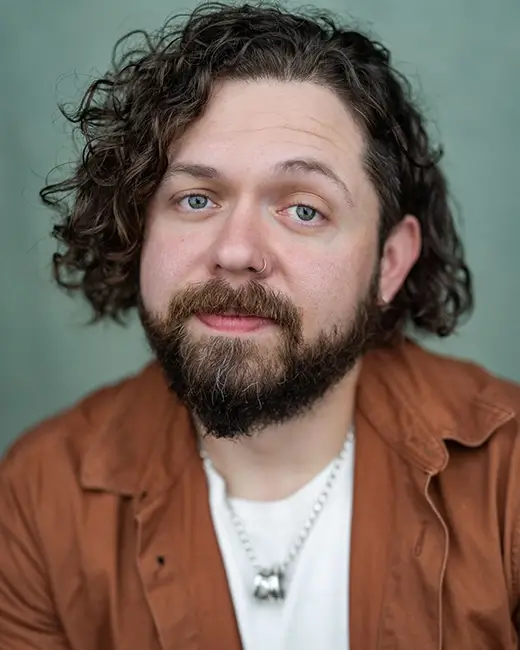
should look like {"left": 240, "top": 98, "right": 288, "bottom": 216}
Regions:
{"left": 195, "top": 312, "right": 273, "bottom": 333}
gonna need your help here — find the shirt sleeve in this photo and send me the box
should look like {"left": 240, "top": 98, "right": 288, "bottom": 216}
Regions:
{"left": 0, "top": 466, "right": 70, "bottom": 650}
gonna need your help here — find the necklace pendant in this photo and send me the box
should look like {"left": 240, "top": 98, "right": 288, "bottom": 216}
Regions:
{"left": 253, "top": 567, "right": 285, "bottom": 601}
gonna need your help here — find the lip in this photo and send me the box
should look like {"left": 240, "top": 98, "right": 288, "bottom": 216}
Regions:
{"left": 196, "top": 313, "right": 272, "bottom": 333}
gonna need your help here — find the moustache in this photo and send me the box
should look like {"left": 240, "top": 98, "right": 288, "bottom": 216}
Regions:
{"left": 165, "top": 278, "right": 301, "bottom": 331}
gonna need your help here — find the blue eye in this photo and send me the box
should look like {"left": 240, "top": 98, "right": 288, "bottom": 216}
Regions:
{"left": 178, "top": 194, "right": 213, "bottom": 210}
{"left": 287, "top": 204, "right": 324, "bottom": 224}
{"left": 297, "top": 205, "right": 317, "bottom": 221}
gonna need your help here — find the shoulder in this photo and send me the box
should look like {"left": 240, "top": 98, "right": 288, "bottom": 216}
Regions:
{"left": 363, "top": 341, "right": 519, "bottom": 443}
{"left": 409, "top": 342, "right": 519, "bottom": 400}
{"left": 0, "top": 364, "right": 157, "bottom": 489}
{"left": 400, "top": 342, "right": 520, "bottom": 425}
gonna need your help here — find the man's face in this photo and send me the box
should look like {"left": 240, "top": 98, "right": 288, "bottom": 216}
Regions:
{"left": 139, "top": 80, "right": 385, "bottom": 438}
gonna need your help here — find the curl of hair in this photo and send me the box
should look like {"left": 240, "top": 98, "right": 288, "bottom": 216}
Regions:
{"left": 41, "top": 2, "right": 472, "bottom": 341}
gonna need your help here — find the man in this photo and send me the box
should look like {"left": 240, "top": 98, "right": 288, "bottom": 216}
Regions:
{"left": 1, "top": 2, "right": 519, "bottom": 649}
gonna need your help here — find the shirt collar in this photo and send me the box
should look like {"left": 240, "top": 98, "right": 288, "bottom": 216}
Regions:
{"left": 80, "top": 341, "right": 517, "bottom": 495}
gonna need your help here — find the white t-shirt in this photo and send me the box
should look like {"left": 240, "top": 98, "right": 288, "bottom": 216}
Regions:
{"left": 203, "top": 437, "right": 354, "bottom": 650}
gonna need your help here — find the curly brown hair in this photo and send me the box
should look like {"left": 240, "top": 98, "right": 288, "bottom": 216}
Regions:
{"left": 40, "top": 1, "right": 473, "bottom": 342}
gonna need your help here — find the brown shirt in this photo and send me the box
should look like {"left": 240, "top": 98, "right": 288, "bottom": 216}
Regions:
{"left": 1, "top": 341, "right": 520, "bottom": 649}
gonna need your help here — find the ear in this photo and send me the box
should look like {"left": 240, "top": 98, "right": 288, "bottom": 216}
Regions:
{"left": 378, "top": 215, "right": 421, "bottom": 304}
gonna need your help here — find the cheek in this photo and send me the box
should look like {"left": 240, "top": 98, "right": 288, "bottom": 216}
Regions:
{"left": 139, "top": 229, "right": 189, "bottom": 313}
{"left": 297, "top": 243, "right": 377, "bottom": 333}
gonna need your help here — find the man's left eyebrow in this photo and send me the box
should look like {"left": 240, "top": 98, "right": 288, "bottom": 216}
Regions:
{"left": 273, "top": 158, "right": 355, "bottom": 207}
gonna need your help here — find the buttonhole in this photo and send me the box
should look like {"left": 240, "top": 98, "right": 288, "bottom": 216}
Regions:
{"left": 414, "top": 523, "right": 427, "bottom": 557}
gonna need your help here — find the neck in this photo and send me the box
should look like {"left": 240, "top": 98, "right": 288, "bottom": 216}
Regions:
{"left": 199, "top": 361, "right": 360, "bottom": 501}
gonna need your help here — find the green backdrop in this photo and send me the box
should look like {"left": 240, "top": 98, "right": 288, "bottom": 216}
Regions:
{"left": 2, "top": 0, "right": 519, "bottom": 452}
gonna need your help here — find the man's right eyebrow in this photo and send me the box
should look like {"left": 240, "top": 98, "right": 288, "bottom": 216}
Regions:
{"left": 162, "top": 163, "right": 221, "bottom": 181}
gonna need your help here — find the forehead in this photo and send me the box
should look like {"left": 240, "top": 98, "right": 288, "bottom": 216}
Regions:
{"left": 171, "top": 79, "right": 369, "bottom": 191}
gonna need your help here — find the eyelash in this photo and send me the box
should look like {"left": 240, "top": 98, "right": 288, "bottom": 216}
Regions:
{"left": 173, "top": 192, "right": 326, "bottom": 224}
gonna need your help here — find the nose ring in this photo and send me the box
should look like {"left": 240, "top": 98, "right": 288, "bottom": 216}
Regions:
{"left": 257, "top": 258, "right": 267, "bottom": 274}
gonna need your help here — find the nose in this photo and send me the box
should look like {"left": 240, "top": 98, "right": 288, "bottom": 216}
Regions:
{"left": 210, "top": 201, "right": 269, "bottom": 280}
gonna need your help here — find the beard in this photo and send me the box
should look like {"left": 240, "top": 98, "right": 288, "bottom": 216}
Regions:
{"left": 139, "top": 274, "right": 382, "bottom": 439}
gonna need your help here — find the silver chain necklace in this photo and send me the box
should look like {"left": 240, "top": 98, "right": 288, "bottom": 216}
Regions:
{"left": 201, "top": 427, "right": 354, "bottom": 602}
